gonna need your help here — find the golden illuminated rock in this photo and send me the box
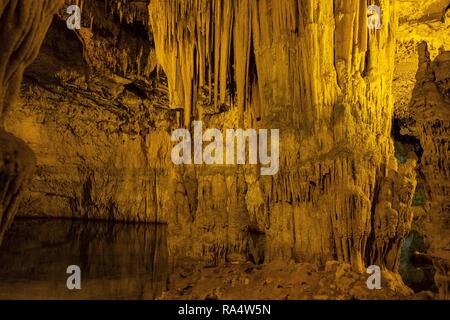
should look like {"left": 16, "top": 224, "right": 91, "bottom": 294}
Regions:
{"left": 0, "top": 0, "right": 64, "bottom": 244}
{"left": 0, "top": 0, "right": 448, "bottom": 299}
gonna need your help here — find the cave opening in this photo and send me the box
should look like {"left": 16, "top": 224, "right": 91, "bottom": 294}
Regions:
{"left": 391, "top": 118, "right": 438, "bottom": 293}
{"left": 392, "top": 118, "right": 424, "bottom": 163}
{"left": 399, "top": 230, "right": 438, "bottom": 293}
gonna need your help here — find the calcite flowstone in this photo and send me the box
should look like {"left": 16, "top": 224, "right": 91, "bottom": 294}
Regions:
{"left": 408, "top": 43, "right": 450, "bottom": 299}
{"left": 393, "top": 0, "right": 449, "bottom": 297}
{"left": 4, "top": 0, "right": 421, "bottom": 279}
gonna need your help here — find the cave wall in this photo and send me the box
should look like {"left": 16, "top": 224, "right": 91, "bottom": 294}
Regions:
{"left": 3, "top": 0, "right": 424, "bottom": 276}
{"left": 393, "top": 1, "right": 449, "bottom": 298}
{"left": 0, "top": 0, "right": 64, "bottom": 244}
{"left": 403, "top": 43, "right": 450, "bottom": 299}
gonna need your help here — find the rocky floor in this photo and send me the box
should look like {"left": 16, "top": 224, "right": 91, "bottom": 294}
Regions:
{"left": 161, "top": 261, "right": 434, "bottom": 300}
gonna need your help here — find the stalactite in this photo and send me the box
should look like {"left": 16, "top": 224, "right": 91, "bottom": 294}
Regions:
{"left": 148, "top": 0, "right": 256, "bottom": 127}
{"left": 233, "top": 0, "right": 252, "bottom": 125}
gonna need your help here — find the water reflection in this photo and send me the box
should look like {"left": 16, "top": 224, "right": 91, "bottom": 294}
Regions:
{"left": 0, "top": 218, "right": 168, "bottom": 299}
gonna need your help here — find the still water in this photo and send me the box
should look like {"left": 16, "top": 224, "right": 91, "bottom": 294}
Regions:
{"left": 0, "top": 218, "right": 169, "bottom": 299}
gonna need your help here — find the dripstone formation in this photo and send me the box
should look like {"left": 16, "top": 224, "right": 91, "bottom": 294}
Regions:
{"left": 0, "top": 0, "right": 448, "bottom": 299}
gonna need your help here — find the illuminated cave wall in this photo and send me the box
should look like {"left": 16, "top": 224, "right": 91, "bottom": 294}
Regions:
{"left": 0, "top": 0, "right": 64, "bottom": 244}
{"left": 1, "top": 0, "right": 448, "bottom": 292}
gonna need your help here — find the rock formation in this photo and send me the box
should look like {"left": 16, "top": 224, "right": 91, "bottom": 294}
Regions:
{"left": 393, "top": 0, "right": 449, "bottom": 299}
{"left": 0, "top": 0, "right": 448, "bottom": 299}
{"left": 403, "top": 43, "right": 450, "bottom": 299}
{"left": 0, "top": 0, "right": 64, "bottom": 244}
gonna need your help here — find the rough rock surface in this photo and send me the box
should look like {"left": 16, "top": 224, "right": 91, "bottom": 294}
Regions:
{"left": 393, "top": 0, "right": 450, "bottom": 299}
{"left": 0, "top": 0, "right": 448, "bottom": 299}
{"left": 0, "top": 0, "right": 64, "bottom": 245}
{"left": 161, "top": 260, "right": 416, "bottom": 300}
{"left": 402, "top": 44, "right": 450, "bottom": 299}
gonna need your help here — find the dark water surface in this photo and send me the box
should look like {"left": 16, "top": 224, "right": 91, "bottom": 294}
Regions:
{"left": 0, "top": 218, "right": 169, "bottom": 299}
